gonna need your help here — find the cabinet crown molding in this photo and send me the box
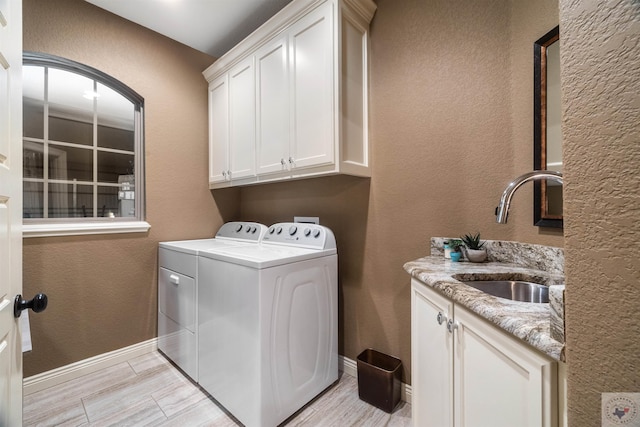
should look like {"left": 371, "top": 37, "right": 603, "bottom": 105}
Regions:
{"left": 203, "top": 0, "right": 376, "bottom": 82}
{"left": 205, "top": 0, "right": 374, "bottom": 188}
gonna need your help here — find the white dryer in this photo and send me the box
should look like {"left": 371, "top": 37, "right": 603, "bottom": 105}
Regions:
{"left": 158, "top": 221, "right": 267, "bottom": 381}
{"left": 198, "top": 222, "right": 338, "bottom": 427}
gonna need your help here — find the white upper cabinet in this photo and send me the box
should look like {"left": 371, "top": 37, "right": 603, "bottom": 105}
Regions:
{"left": 288, "top": 3, "right": 334, "bottom": 171}
{"left": 208, "top": 75, "right": 229, "bottom": 184}
{"left": 228, "top": 57, "right": 256, "bottom": 180}
{"left": 256, "top": 35, "right": 290, "bottom": 176}
{"left": 203, "top": 0, "right": 376, "bottom": 188}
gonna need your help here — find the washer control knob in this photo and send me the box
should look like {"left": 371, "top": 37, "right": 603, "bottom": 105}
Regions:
{"left": 289, "top": 225, "right": 297, "bottom": 235}
{"left": 304, "top": 228, "right": 311, "bottom": 237}
{"left": 235, "top": 224, "right": 243, "bottom": 232}
{"left": 251, "top": 226, "right": 257, "bottom": 233}
{"left": 313, "top": 229, "right": 321, "bottom": 238}
{"left": 276, "top": 227, "right": 283, "bottom": 235}
{"left": 268, "top": 227, "right": 275, "bottom": 234}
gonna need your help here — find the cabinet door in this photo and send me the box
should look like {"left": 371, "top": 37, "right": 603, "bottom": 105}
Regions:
{"left": 411, "top": 279, "right": 454, "bottom": 427}
{"left": 208, "top": 75, "right": 229, "bottom": 184}
{"left": 256, "top": 36, "right": 290, "bottom": 175}
{"left": 228, "top": 57, "right": 256, "bottom": 180}
{"left": 454, "top": 306, "right": 556, "bottom": 427}
{"left": 289, "top": 2, "right": 335, "bottom": 170}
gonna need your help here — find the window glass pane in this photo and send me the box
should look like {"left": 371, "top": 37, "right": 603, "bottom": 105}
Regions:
{"left": 97, "top": 151, "right": 134, "bottom": 183}
{"left": 48, "top": 183, "right": 93, "bottom": 218}
{"left": 24, "top": 141, "right": 44, "bottom": 179}
{"left": 48, "top": 68, "right": 94, "bottom": 146}
{"left": 48, "top": 144, "right": 93, "bottom": 181}
{"left": 22, "top": 55, "right": 144, "bottom": 224}
{"left": 23, "top": 66, "right": 45, "bottom": 139}
{"left": 97, "top": 125, "right": 134, "bottom": 152}
{"left": 49, "top": 116, "right": 93, "bottom": 146}
{"left": 97, "top": 83, "right": 135, "bottom": 151}
{"left": 98, "top": 185, "right": 135, "bottom": 218}
{"left": 23, "top": 182, "right": 43, "bottom": 219}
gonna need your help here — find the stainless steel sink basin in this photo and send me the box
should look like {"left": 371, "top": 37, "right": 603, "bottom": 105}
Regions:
{"left": 460, "top": 280, "right": 549, "bottom": 303}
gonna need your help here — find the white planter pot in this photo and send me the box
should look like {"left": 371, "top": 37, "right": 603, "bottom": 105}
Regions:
{"left": 465, "top": 248, "right": 487, "bottom": 263}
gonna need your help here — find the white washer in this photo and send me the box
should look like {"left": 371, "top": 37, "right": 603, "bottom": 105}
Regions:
{"left": 198, "top": 222, "right": 338, "bottom": 427}
{"left": 158, "top": 221, "right": 267, "bottom": 381}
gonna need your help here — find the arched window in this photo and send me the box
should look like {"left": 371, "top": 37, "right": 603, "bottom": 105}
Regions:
{"left": 22, "top": 52, "right": 147, "bottom": 236}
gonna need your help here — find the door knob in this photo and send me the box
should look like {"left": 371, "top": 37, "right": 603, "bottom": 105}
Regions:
{"left": 14, "top": 293, "right": 48, "bottom": 318}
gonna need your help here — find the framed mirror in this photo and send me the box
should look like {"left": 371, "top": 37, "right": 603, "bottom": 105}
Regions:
{"left": 533, "top": 26, "right": 563, "bottom": 228}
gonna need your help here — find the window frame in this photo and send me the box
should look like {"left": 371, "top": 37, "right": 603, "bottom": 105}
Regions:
{"left": 22, "top": 52, "right": 149, "bottom": 238}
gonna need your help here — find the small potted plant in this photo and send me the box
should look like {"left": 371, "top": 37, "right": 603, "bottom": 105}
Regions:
{"left": 461, "top": 232, "right": 487, "bottom": 262}
{"left": 448, "top": 239, "right": 464, "bottom": 262}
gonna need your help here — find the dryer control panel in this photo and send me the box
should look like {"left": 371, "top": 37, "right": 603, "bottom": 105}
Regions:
{"left": 215, "top": 221, "right": 268, "bottom": 242}
{"left": 264, "top": 222, "right": 336, "bottom": 250}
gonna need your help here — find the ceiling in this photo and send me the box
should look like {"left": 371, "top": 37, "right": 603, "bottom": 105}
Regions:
{"left": 85, "top": 0, "right": 294, "bottom": 58}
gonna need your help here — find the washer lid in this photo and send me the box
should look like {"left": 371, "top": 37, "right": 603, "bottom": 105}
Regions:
{"left": 159, "top": 221, "right": 268, "bottom": 255}
{"left": 198, "top": 244, "right": 336, "bottom": 268}
{"left": 159, "top": 238, "right": 254, "bottom": 255}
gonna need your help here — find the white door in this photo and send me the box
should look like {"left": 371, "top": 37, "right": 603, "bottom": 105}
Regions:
{"left": 0, "top": 0, "right": 23, "bottom": 425}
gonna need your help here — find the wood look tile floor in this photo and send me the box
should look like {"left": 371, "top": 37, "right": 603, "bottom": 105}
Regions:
{"left": 23, "top": 351, "right": 412, "bottom": 426}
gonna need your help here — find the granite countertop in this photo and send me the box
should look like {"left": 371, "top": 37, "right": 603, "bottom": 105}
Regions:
{"left": 404, "top": 256, "right": 565, "bottom": 362}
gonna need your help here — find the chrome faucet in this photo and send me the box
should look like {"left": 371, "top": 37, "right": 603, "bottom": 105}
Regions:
{"left": 495, "top": 171, "right": 563, "bottom": 223}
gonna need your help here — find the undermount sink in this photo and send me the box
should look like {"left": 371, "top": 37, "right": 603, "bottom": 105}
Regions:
{"left": 460, "top": 280, "right": 549, "bottom": 303}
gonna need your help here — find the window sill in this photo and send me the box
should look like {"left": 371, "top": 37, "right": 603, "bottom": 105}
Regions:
{"left": 23, "top": 221, "right": 151, "bottom": 238}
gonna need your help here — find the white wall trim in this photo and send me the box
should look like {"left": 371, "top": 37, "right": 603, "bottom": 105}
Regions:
{"left": 338, "top": 354, "right": 412, "bottom": 405}
{"left": 23, "top": 345, "right": 412, "bottom": 405}
{"left": 23, "top": 220, "right": 151, "bottom": 238}
{"left": 23, "top": 338, "right": 157, "bottom": 395}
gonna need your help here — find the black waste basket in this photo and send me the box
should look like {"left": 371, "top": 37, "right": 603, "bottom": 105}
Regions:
{"left": 356, "top": 348, "right": 402, "bottom": 413}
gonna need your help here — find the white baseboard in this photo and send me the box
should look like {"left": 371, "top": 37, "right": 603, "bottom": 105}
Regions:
{"left": 23, "top": 343, "right": 412, "bottom": 406}
{"left": 338, "top": 355, "right": 412, "bottom": 405}
{"left": 23, "top": 338, "right": 158, "bottom": 396}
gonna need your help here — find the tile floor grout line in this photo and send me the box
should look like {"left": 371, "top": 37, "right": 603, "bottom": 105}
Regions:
{"left": 24, "top": 351, "right": 412, "bottom": 427}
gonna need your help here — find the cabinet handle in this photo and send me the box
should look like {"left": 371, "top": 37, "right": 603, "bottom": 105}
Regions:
{"left": 436, "top": 312, "right": 446, "bottom": 325}
{"left": 288, "top": 157, "right": 294, "bottom": 164}
{"left": 169, "top": 274, "right": 180, "bottom": 285}
{"left": 222, "top": 170, "right": 227, "bottom": 178}
{"left": 227, "top": 170, "right": 231, "bottom": 179}
{"left": 281, "top": 158, "right": 286, "bottom": 166}
{"left": 447, "top": 318, "right": 458, "bottom": 333}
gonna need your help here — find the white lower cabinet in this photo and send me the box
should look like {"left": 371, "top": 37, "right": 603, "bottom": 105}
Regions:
{"left": 411, "top": 278, "right": 557, "bottom": 427}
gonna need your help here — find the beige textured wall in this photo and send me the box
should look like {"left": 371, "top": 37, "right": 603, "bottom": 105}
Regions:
{"left": 510, "top": 0, "right": 563, "bottom": 241}
{"left": 241, "top": 0, "right": 561, "bottom": 381}
{"left": 560, "top": 0, "right": 640, "bottom": 425}
{"left": 22, "top": 0, "right": 240, "bottom": 376}
{"left": 23, "top": 0, "right": 564, "bottom": 384}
